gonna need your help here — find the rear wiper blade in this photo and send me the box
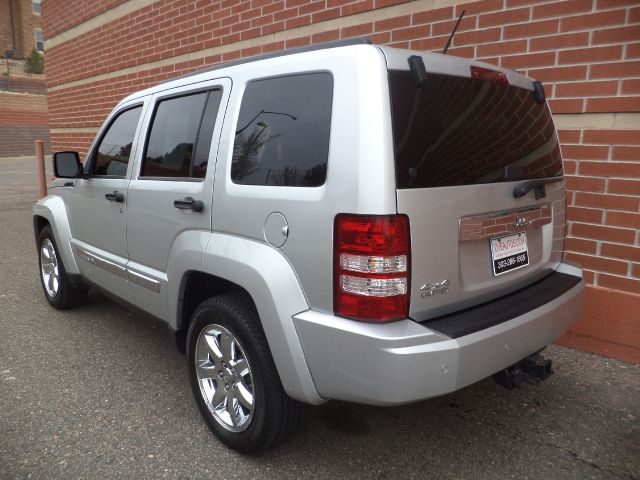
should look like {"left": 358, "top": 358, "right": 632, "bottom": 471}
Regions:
{"left": 513, "top": 177, "right": 563, "bottom": 200}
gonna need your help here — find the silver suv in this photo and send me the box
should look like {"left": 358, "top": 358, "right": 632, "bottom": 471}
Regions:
{"left": 33, "top": 38, "right": 584, "bottom": 452}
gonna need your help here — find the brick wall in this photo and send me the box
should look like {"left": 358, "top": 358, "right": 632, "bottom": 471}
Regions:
{"left": 44, "top": 0, "right": 129, "bottom": 40}
{"left": 42, "top": 0, "right": 639, "bottom": 362}
{"left": 0, "top": 1, "right": 12, "bottom": 55}
{"left": 0, "top": 0, "right": 43, "bottom": 58}
{"left": 0, "top": 90, "right": 50, "bottom": 157}
{"left": 0, "top": 75, "right": 47, "bottom": 94}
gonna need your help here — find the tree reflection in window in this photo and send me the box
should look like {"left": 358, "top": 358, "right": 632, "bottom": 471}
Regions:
{"left": 93, "top": 106, "right": 142, "bottom": 176}
{"left": 231, "top": 73, "right": 333, "bottom": 187}
{"left": 142, "top": 92, "right": 208, "bottom": 178}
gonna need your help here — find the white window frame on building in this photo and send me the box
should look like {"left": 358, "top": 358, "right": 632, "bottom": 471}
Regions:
{"left": 35, "top": 29, "right": 44, "bottom": 51}
{"left": 33, "top": 0, "right": 41, "bottom": 15}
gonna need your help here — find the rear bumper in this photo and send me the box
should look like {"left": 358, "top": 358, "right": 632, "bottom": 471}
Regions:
{"left": 293, "top": 263, "right": 584, "bottom": 406}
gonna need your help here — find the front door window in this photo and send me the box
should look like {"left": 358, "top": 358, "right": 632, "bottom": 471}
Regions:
{"left": 91, "top": 106, "right": 143, "bottom": 177}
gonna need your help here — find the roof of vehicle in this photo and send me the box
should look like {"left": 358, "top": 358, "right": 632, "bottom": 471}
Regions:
{"left": 119, "top": 36, "right": 534, "bottom": 105}
{"left": 119, "top": 37, "right": 374, "bottom": 104}
{"left": 172, "top": 37, "right": 372, "bottom": 83}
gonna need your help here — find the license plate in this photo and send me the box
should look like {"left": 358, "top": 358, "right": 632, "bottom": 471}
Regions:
{"left": 490, "top": 232, "right": 529, "bottom": 276}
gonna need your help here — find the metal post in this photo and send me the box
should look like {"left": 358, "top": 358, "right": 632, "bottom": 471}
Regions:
{"left": 35, "top": 140, "right": 47, "bottom": 198}
{"left": 4, "top": 50, "right": 14, "bottom": 91}
{"left": 8, "top": 0, "right": 17, "bottom": 53}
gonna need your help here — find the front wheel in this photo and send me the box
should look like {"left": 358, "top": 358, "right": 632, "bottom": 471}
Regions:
{"left": 186, "top": 294, "right": 300, "bottom": 453}
{"left": 38, "top": 225, "right": 86, "bottom": 309}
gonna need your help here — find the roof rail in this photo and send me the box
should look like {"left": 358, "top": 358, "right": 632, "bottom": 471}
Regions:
{"left": 164, "top": 37, "right": 372, "bottom": 84}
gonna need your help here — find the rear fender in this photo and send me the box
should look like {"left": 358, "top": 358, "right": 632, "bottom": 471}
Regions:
{"left": 167, "top": 232, "right": 323, "bottom": 405}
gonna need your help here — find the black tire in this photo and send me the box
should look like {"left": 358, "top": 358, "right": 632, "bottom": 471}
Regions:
{"left": 187, "top": 293, "right": 300, "bottom": 453}
{"left": 37, "top": 225, "right": 87, "bottom": 309}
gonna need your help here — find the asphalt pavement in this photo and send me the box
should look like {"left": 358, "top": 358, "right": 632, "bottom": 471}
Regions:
{"left": 1, "top": 156, "right": 639, "bottom": 480}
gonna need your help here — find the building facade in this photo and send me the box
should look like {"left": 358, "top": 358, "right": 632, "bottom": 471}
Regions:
{"left": 41, "top": 0, "right": 639, "bottom": 362}
{"left": 1, "top": 0, "right": 43, "bottom": 58}
{"left": 0, "top": 0, "right": 48, "bottom": 157}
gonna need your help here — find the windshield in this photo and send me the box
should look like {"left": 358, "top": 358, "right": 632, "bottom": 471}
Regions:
{"left": 389, "top": 70, "right": 562, "bottom": 189}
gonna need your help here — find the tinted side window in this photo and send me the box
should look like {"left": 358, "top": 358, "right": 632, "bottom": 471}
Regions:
{"left": 231, "top": 73, "right": 333, "bottom": 187}
{"left": 141, "top": 92, "right": 211, "bottom": 178}
{"left": 192, "top": 90, "right": 223, "bottom": 178}
{"left": 93, "top": 106, "right": 142, "bottom": 176}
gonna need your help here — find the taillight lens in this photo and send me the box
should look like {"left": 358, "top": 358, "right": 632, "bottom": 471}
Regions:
{"left": 470, "top": 65, "right": 509, "bottom": 85}
{"left": 334, "top": 214, "right": 410, "bottom": 322}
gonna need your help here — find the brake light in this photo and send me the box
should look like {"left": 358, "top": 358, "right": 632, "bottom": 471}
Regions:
{"left": 334, "top": 214, "right": 410, "bottom": 322}
{"left": 470, "top": 65, "right": 509, "bottom": 85}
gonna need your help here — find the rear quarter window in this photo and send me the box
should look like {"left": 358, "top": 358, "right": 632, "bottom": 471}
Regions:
{"left": 231, "top": 72, "right": 333, "bottom": 187}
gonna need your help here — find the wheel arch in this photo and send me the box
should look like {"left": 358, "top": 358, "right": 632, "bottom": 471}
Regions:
{"left": 33, "top": 215, "right": 50, "bottom": 242}
{"left": 169, "top": 233, "right": 323, "bottom": 405}
{"left": 175, "top": 271, "right": 255, "bottom": 354}
{"left": 32, "top": 196, "right": 80, "bottom": 274}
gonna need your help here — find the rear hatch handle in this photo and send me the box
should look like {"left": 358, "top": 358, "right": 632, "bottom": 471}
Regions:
{"left": 513, "top": 177, "right": 563, "bottom": 200}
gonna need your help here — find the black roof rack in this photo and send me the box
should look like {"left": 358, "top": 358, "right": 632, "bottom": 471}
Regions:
{"left": 164, "top": 37, "right": 372, "bottom": 84}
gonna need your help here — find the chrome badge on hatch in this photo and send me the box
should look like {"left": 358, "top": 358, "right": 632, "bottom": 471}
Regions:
{"left": 420, "top": 279, "right": 450, "bottom": 298}
{"left": 513, "top": 216, "right": 533, "bottom": 229}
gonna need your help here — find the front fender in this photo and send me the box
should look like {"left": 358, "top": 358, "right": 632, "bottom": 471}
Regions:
{"left": 166, "top": 232, "right": 323, "bottom": 405}
{"left": 33, "top": 195, "right": 79, "bottom": 274}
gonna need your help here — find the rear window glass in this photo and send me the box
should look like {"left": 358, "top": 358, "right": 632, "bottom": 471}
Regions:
{"left": 390, "top": 70, "right": 562, "bottom": 189}
{"left": 231, "top": 72, "right": 333, "bottom": 187}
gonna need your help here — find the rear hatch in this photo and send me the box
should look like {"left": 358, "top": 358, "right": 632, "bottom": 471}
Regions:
{"left": 383, "top": 49, "right": 566, "bottom": 322}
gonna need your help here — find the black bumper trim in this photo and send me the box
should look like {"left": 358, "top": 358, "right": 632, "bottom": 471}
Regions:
{"left": 419, "top": 271, "right": 582, "bottom": 339}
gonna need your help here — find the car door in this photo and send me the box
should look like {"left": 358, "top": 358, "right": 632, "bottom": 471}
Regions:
{"left": 67, "top": 100, "right": 146, "bottom": 302}
{"left": 125, "top": 79, "right": 230, "bottom": 320}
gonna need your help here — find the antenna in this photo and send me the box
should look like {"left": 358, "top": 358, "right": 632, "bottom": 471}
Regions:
{"left": 442, "top": 10, "right": 465, "bottom": 55}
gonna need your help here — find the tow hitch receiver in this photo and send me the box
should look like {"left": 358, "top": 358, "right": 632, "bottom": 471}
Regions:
{"left": 493, "top": 352, "right": 553, "bottom": 390}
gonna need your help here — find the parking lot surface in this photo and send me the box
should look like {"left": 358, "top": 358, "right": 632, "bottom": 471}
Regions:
{"left": 1, "top": 156, "right": 639, "bottom": 480}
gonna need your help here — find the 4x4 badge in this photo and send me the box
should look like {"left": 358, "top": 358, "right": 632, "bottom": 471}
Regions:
{"left": 420, "top": 279, "right": 450, "bottom": 298}
{"left": 513, "top": 216, "right": 533, "bottom": 229}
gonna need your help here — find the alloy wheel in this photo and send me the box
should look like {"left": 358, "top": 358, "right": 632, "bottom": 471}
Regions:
{"left": 40, "top": 239, "right": 60, "bottom": 298}
{"left": 194, "top": 324, "right": 254, "bottom": 432}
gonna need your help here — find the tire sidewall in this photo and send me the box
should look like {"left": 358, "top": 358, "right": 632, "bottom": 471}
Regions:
{"left": 186, "top": 299, "right": 269, "bottom": 452}
{"left": 38, "top": 226, "right": 65, "bottom": 306}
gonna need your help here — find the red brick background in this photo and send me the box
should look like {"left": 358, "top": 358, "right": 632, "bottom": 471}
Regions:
{"left": 0, "top": 87, "right": 50, "bottom": 157}
{"left": 42, "top": 0, "right": 640, "bottom": 362}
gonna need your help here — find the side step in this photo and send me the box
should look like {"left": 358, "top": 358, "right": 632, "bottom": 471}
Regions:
{"left": 493, "top": 352, "right": 553, "bottom": 390}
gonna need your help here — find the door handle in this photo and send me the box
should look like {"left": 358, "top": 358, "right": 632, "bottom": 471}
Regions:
{"left": 173, "top": 197, "right": 204, "bottom": 212}
{"left": 105, "top": 190, "right": 125, "bottom": 202}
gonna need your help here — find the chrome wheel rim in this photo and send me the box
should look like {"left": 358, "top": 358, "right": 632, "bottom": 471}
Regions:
{"left": 195, "top": 324, "right": 254, "bottom": 432}
{"left": 40, "top": 239, "right": 60, "bottom": 298}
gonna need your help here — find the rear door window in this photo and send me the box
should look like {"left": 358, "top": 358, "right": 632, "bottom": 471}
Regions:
{"left": 231, "top": 72, "right": 333, "bottom": 187}
{"left": 389, "top": 70, "right": 562, "bottom": 189}
{"left": 141, "top": 90, "right": 222, "bottom": 179}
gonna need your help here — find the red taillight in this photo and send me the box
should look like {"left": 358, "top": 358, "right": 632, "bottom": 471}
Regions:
{"left": 334, "top": 214, "right": 410, "bottom": 322}
{"left": 470, "top": 65, "right": 509, "bottom": 85}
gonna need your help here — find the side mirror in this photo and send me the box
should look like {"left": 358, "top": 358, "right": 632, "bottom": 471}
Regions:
{"left": 53, "top": 151, "right": 82, "bottom": 178}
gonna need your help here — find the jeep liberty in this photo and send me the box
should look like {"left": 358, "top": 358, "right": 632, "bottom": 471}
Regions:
{"left": 33, "top": 38, "right": 584, "bottom": 452}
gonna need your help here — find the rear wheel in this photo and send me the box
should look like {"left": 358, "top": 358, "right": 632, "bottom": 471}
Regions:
{"left": 187, "top": 294, "right": 300, "bottom": 453}
{"left": 38, "top": 225, "right": 86, "bottom": 309}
